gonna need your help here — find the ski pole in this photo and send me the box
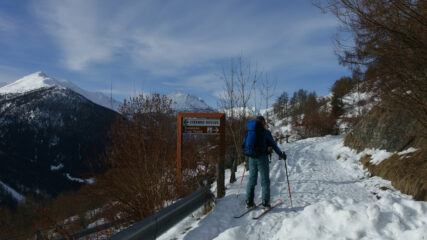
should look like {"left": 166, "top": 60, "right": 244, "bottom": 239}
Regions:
{"left": 236, "top": 166, "right": 246, "bottom": 198}
{"left": 284, "top": 158, "right": 293, "bottom": 209}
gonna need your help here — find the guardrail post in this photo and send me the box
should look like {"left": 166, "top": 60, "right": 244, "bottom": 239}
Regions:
{"left": 230, "top": 161, "right": 236, "bottom": 183}
{"left": 230, "top": 155, "right": 237, "bottom": 183}
{"left": 216, "top": 162, "right": 225, "bottom": 198}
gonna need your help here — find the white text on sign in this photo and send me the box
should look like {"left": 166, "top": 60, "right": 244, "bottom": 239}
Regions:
{"left": 183, "top": 118, "right": 220, "bottom": 127}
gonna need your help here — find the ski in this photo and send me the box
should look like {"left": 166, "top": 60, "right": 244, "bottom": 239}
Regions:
{"left": 234, "top": 202, "right": 262, "bottom": 218}
{"left": 252, "top": 199, "right": 283, "bottom": 220}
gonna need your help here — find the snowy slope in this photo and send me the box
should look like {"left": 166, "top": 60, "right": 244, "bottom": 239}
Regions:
{"left": 0, "top": 180, "right": 24, "bottom": 202}
{"left": 331, "top": 89, "right": 377, "bottom": 132}
{"left": 0, "top": 73, "right": 119, "bottom": 204}
{"left": 168, "top": 91, "right": 215, "bottom": 113}
{"left": 0, "top": 71, "right": 120, "bottom": 111}
{"left": 220, "top": 106, "right": 256, "bottom": 118}
{"left": 159, "top": 136, "right": 427, "bottom": 240}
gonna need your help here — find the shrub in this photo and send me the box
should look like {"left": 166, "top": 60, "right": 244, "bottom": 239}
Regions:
{"left": 94, "top": 94, "right": 177, "bottom": 221}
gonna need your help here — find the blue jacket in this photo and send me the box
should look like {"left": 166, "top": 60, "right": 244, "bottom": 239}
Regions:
{"left": 243, "top": 128, "right": 282, "bottom": 157}
{"left": 263, "top": 129, "right": 283, "bottom": 156}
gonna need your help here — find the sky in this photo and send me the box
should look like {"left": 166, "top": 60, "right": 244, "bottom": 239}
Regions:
{"left": 0, "top": 0, "right": 350, "bottom": 107}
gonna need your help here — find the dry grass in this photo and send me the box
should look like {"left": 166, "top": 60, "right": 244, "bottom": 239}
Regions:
{"left": 346, "top": 105, "right": 426, "bottom": 201}
{"left": 360, "top": 137, "right": 427, "bottom": 201}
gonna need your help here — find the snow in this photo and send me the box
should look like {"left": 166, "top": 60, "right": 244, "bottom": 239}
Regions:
{"left": 50, "top": 163, "right": 64, "bottom": 171}
{"left": 87, "top": 218, "right": 107, "bottom": 228}
{"left": 259, "top": 107, "right": 273, "bottom": 117}
{"left": 334, "top": 90, "right": 377, "bottom": 132}
{"left": 66, "top": 173, "right": 95, "bottom": 184}
{"left": 0, "top": 71, "right": 120, "bottom": 111}
{"left": 0, "top": 180, "right": 24, "bottom": 202}
{"left": 220, "top": 107, "right": 256, "bottom": 118}
{"left": 335, "top": 145, "right": 418, "bottom": 166}
{"left": 341, "top": 91, "right": 375, "bottom": 115}
{"left": 398, "top": 147, "right": 418, "bottom": 156}
{"left": 168, "top": 91, "right": 215, "bottom": 113}
{"left": 342, "top": 92, "right": 372, "bottom": 106}
{"left": 275, "top": 196, "right": 427, "bottom": 240}
{"left": 158, "top": 135, "right": 427, "bottom": 240}
{"left": 367, "top": 149, "right": 394, "bottom": 165}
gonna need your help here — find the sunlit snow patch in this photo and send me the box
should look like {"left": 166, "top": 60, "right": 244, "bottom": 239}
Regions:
{"left": 66, "top": 173, "right": 95, "bottom": 184}
{"left": 50, "top": 163, "right": 64, "bottom": 171}
{"left": 398, "top": 147, "right": 418, "bottom": 156}
{"left": 0, "top": 180, "right": 24, "bottom": 202}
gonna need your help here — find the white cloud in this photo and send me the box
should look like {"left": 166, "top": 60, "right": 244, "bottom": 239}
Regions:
{"left": 33, "top": 0, "right": 341, "bottom": 79}
{"left": 34, "top": 0, "right": 123, "bottom": 70}
{"left": 163, "top": 73, "right": 220, "bottom": 91}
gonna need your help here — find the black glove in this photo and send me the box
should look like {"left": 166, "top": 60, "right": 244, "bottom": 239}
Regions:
{"left": 280, "top": 152, "right": 287, "bottom": 161}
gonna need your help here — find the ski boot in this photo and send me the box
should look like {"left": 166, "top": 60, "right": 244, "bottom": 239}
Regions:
{"left": 246, "top": 200, "right": 255, "bottom": 209}
{"left": 262, "top": 200, "right": 271, "bottom": 210}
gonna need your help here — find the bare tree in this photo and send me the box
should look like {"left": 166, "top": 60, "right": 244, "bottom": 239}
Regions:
{"left": 259, "top": 74, "right": 278, "bottom": 123}
{"left": 218, "top": 55, "right": 263, "bottom": 180}
{"left": 218, "top": 55, "right": 262, "bottom": 149}
{"left": 315, "top": 0, "right": 427, "bottom": 134}
{"left": 218, "top": 58, "right": 238, "bottom": 119}
{"left": 235, "top": 55, "right": 262, "bottom": 119}
{"left": 94, "top": 94, "right": 177, "bottom": 221}
{"left": 218, "top": 58, "right": 240, "bottom": 159}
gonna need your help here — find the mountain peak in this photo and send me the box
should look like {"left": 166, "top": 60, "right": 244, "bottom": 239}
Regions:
{"left": 167, "top": 91, "right": 215, "bottom": 113}
{"left": 0, "top": 71, "right": 68, "bottom": 94}
{"left": 0, "top": 72, "right": 120, "bottom": 111}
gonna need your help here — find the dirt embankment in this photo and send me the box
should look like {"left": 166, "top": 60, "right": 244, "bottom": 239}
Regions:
{"left": 344, "top": 106, "right": 427, "bottom": 201}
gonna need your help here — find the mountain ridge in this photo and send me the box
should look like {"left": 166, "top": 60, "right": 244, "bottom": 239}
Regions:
{"left": 0, "top": 71, "right": 120, "bottom": 111}
{"left": 0, "top": 83, "right": 119, "bottom": 207}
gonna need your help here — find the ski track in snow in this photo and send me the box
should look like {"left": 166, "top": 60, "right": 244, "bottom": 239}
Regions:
{"left": 159, "top": 135, "right": 427, "bottom": 240}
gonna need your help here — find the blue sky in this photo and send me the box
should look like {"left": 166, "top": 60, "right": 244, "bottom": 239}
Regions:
{"left": 0, "top": 0, "right": 350, "bottom": 107}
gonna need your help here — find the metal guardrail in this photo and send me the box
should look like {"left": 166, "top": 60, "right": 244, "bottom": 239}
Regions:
{"left": 2, "top": 186, "right": 214, "bottom": 240}
{"left": 2, "top": 169, "right": 221, "bottom": 240}
{"left": 111, "top": 185, "right": 214, "bottom": 240}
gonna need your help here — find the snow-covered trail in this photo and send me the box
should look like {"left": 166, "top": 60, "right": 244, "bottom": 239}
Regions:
{"left": 159, "top": 136, "right": 427, "bottom": 240}
{"left": 284, "top": 136, "right": 373, "bottom": 208}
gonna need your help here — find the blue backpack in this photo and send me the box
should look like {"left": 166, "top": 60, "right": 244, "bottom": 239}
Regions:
{"left": 244, "top": 120, "right": 265, "bottom": 157}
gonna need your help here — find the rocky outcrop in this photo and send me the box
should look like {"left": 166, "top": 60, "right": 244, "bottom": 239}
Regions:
{"left": 344, "top": 106, "right": 417, "bottom": 152}
{"left": 344, "top": 106, "right": 426, "bottom": 201}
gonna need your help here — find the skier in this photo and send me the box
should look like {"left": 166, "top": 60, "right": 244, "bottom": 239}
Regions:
{"left": 243, "top": 116, "right": 286, "bottom": 209}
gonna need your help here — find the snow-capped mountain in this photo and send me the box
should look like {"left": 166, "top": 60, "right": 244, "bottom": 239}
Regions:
{"left": 0, "top": 72, "right": 119, "bottom": 206}
{"left": 168, "top": 91, "right": 216, "bottom": 113}
{"left": 0, "top": 73, "right": 219, "bottom": 206}
{"left": 0, "top": 71, "right": 120, "bottom": 111}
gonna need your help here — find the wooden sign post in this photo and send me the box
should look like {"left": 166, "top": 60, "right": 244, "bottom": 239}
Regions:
{"left": 177, "top": 112, "right": 226, "bottom": 198}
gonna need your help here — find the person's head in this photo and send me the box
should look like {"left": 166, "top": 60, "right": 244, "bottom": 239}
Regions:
{"left": 256, "top": 116, "right": 266, "bottom": 128}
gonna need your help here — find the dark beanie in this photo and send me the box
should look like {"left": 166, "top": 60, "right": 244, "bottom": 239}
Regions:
{"left": 256, "top": 116, "right": 265, "bottom": 122}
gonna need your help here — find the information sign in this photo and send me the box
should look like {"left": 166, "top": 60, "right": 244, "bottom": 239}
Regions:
{"left": 177, "top": 112, "right": 226, "bottom": 198}
{"left": 183, "top": 118, "right": 220, "bottom": 127}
